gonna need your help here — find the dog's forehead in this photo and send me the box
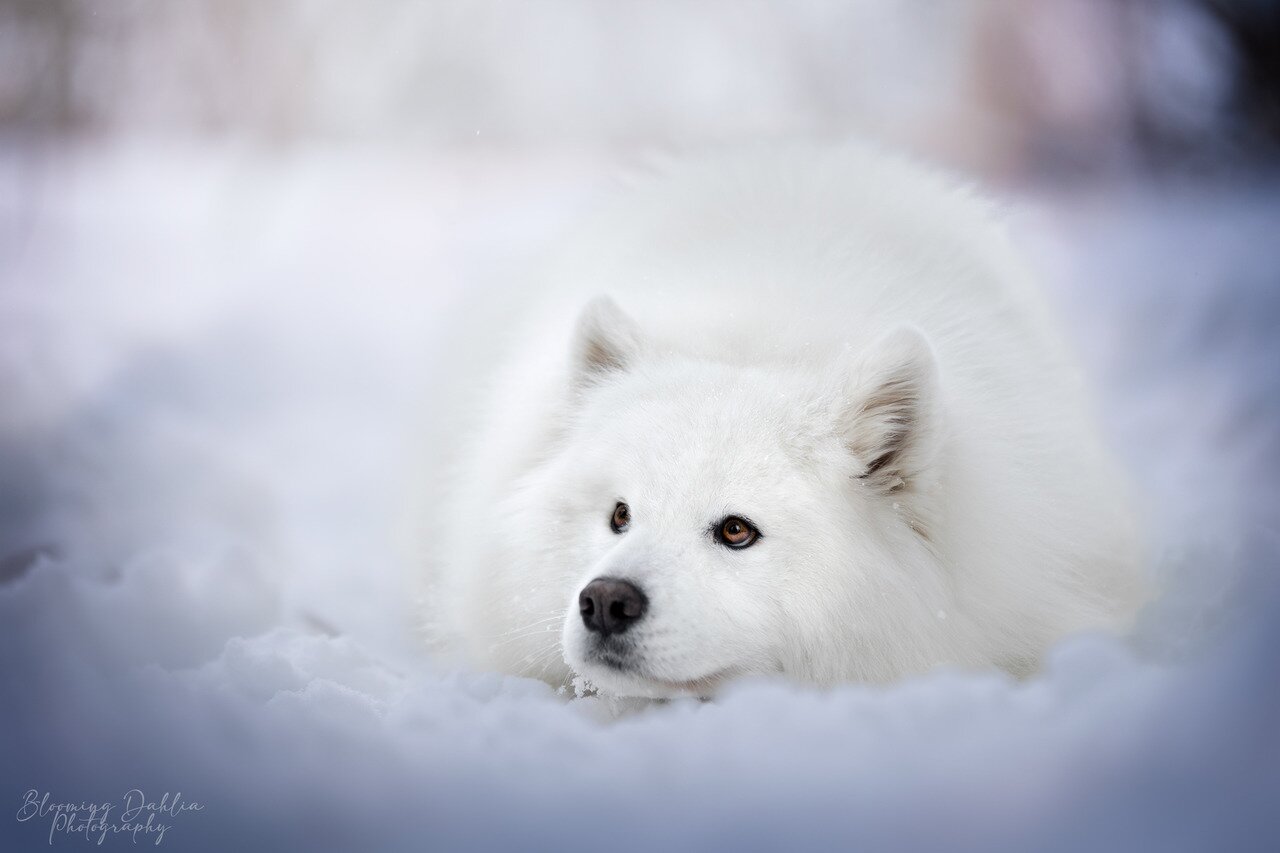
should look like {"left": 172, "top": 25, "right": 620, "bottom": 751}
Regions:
{"left": 600, "top": 362, "right": 797, "bottom": 429}
{"left": 580, "top": 361, "right": 827, "bottom": 487}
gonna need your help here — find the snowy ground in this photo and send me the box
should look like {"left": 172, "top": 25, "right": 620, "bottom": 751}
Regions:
{"left": 1, "top": 142, "right": 1277, "bottom": 851}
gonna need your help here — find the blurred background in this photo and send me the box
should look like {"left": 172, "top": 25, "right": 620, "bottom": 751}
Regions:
{"left": 3, "top": 0, "right": 1278, "bottom": 172}
{"left": 1, "top": 2, "right": 1278, "bottom": 851}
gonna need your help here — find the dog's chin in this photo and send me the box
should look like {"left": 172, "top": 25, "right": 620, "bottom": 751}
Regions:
{"left": 567, "top": 647, "right": 734, "bottom": 699}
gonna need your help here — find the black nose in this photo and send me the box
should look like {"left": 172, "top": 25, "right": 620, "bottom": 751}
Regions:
{"left": 579, "top": 577, "right": 648, "bottom": 636}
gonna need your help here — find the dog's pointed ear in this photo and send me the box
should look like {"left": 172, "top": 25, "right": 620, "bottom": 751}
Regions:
{"left": 838, "top": 326, "right": 940, "bottom": 493}
{"left": 571, "top": 296, "right": 641, "bottom": 383}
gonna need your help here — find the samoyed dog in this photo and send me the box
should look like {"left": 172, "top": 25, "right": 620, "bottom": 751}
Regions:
{"left": 427, "top": 143, "right": 1143, "bottom": 698}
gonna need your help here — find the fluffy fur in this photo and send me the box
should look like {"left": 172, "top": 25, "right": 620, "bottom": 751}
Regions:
{"left": 426, "top": 143, "right": 1143, "bottom": 698}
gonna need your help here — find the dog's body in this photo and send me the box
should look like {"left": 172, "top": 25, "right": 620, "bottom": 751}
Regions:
{"left": 427, "top": 144, "right": 1142, "bottom": 698}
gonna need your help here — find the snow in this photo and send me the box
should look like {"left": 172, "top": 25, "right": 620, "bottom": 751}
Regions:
{"left": 1, "top": 143, "right": 1278, "bottom": 852}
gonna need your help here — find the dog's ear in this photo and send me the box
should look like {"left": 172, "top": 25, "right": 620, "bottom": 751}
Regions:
{"left": 838, "top": 326, "right": 940, "bottom": 493}
{"left": 571, "top": 296, "right": 641, "bottom": 383}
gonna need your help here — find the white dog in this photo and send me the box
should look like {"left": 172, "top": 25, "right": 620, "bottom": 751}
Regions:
{"left": 426, "top": 143, "right": 1143, "bottom": 698}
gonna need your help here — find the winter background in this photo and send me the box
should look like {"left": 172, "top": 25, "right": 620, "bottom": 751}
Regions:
{"left": 1, "top": 1, "right": 1278, "bottom": 850}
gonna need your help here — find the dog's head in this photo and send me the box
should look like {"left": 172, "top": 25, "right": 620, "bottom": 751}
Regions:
{"left": 513, "top": 297, "right": 943, "bottom": 697}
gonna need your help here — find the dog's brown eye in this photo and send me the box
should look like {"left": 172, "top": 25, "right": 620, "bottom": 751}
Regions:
{"left": 716, "top": 516, "right": 759, "bottom": 549}
{"left": 610, "top": 502, "right": 630, "bottom": 533}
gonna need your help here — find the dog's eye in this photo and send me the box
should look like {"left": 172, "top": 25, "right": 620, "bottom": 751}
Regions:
{"left": 716, "top": 516, "right": 759, "bottom": 549}
{"left": 610, "top": 502, "right": 630, "bottom": 534}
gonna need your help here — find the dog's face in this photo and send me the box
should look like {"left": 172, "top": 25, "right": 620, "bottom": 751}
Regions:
{"left": 552, "top": 362, "right": 851, "bottom": 697}
{"left": 504, "top": 297, "right": 940, "bottom": 698}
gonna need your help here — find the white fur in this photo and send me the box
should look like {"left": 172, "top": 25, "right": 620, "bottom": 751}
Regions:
{"left": 426, "top": 143, "right": 1143, "bottom": 698}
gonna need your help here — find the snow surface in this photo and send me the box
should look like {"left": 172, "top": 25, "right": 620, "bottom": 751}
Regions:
{"left": 1, "top": 143, "right": 1278, "bottom": 852}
